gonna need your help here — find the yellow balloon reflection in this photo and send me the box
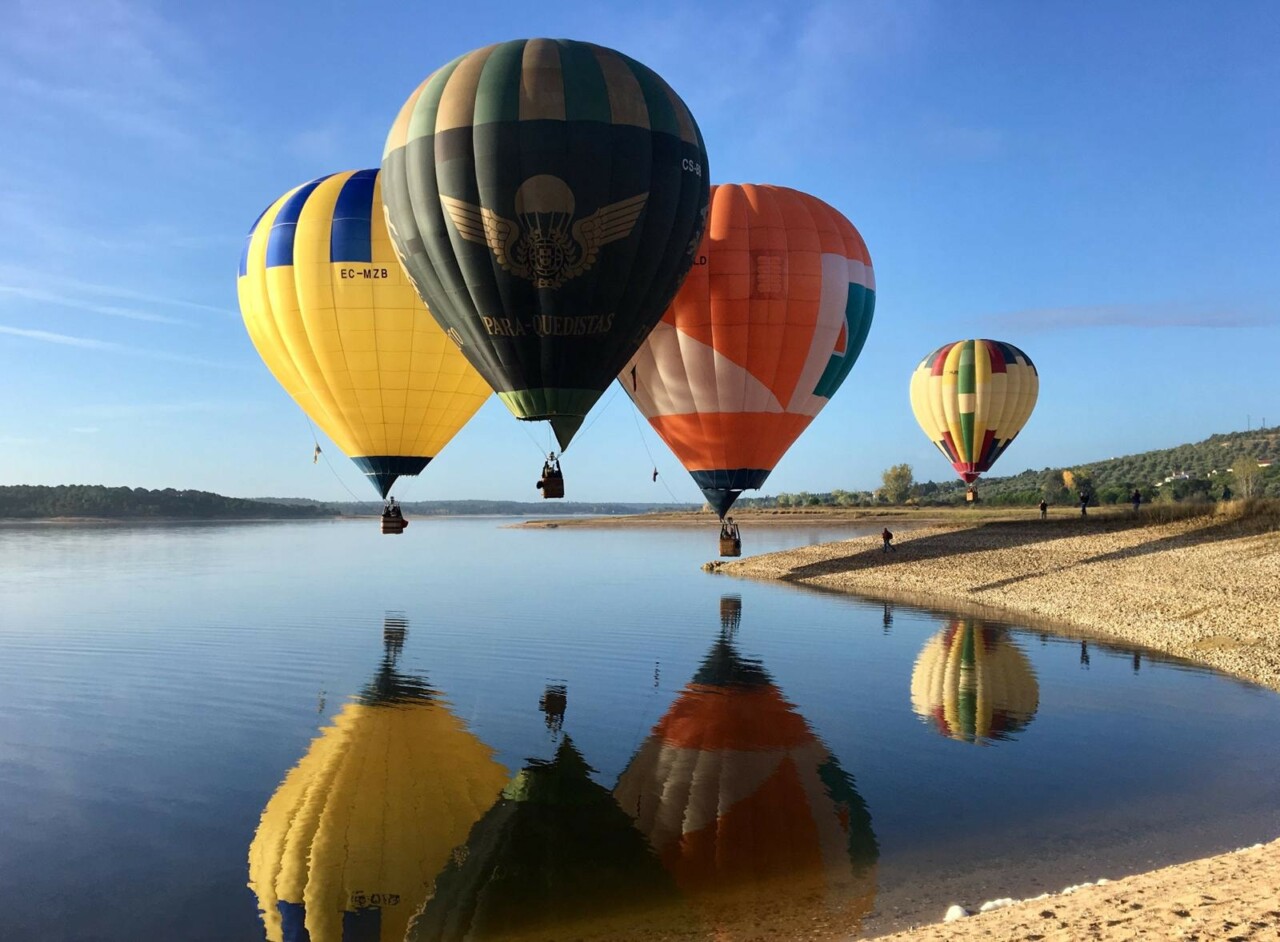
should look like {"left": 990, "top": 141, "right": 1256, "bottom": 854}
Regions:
{"left": 615, "top": 596, "right": 879, "bottom": 939}
{"left": 910, "top": 617, "right": 1040, "bottom": 745}
{"left": 247, "top": 614, "right": 507, "bottom": 942}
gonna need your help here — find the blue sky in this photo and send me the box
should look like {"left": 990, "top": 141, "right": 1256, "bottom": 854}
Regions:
{"left": 1, "top": 0, "right": 1277, "bottom": 502}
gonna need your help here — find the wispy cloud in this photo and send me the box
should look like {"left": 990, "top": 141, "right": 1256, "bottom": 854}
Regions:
{"left": 0, "top": 264, "right": 234, "bottom": 322}
{"left": 0, "top": 0, "right": 204, "bottom": 150}
{"left": 924, "top": 120, "right": 1007, "bottom": 160}
{"left": 0, "top": 285, "right": 187, "bottom": 325}
{"left": 0, "top": 324, "right": 242, "bottom": 368}
{"left": 985, "top": 302, "right": 1274, "bottom": 331}
{"left": 71, "top": 400, "right": 259, "bottom": 420}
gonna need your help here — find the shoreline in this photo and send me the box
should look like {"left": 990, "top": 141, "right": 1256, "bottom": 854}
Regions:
{"left": 718, "top": 501, "right": 1280, "bottom": 940}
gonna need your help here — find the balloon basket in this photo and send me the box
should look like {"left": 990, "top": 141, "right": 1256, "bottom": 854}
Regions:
{"left": 541, "top": 477, "right": 565, "bottom": 499}
{"left": 719, "top": 537, "right": 742, "bottom": 557}
{"left": 381, "top": 515, "right": 409, "bottom": 535}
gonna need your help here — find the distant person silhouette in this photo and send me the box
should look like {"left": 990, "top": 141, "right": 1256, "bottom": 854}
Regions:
{"left": 1079, "top": 491, "right": 1090, "bottom": 516}
{"left": 1132, "top": 489, "right": 1142, "bottom": 514}
{"left": 1039, "top": 499, "right": 1048, "bottom": 520}
{"left": 881, "top": 527, "right": 895, "bottom": 552}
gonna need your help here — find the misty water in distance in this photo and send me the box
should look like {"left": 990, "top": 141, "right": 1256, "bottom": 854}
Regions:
{"left": 2, "top": 518, "right": 1279, "bottom": 942}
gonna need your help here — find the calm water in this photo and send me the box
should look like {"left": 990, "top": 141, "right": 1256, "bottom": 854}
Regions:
{"left": 1, "top": 518, "right": 1278, "bottom": 942}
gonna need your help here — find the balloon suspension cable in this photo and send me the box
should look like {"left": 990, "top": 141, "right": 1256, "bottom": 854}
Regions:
{"left": 518, "top": 420, "right": 552, "bottom": 460}
{"left": 302, "top": 414, "right": 365, "bottom": 503}
{"left": 629, "top": 401, "right": 684, "bottom": 504}
{"left": 577, "top": 380, "right": 621, "bottom": 438}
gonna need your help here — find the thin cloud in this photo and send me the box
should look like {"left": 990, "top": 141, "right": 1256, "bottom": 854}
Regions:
{"left": 0, "top": 0, "right": 203, "bottom": 150}
{"left": 985, "top": 303, "right": 1273, "bottom": 331}
{"left": 0, "top": 324, "right": 242, "bottom": 369}
{"left": 72, "top": 400, "right": 259, "bottom": 420}
{"left": 0, "top": 264, "right": 233, "bottom": 317}
{"left": 0, "top": 285, "right": 187, "bottom": 325}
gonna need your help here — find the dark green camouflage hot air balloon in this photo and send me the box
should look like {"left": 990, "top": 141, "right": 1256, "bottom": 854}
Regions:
{"left": 381, "top": 38, "right": 710, "bottom": 451}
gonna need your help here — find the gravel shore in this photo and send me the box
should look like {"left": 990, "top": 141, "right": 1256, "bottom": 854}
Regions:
{"left": 720, "top": 502, "right": 1280, "bottom": 941}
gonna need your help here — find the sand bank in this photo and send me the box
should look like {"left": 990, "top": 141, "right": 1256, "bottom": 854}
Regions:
{"left": 719, "top": 501, "right": 1280, "bottom": 940}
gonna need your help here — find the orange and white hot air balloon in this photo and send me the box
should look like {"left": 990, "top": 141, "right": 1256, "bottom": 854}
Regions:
{"left": 621, "top": 184, "right": 875, "bottom": 520}
{"left": 614, "top": 597, "right": 878, "bottom": 939}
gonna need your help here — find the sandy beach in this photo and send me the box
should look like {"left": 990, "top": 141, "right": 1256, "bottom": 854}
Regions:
{"left": 716, "top": 501, "right": 1280, "bottom": 941}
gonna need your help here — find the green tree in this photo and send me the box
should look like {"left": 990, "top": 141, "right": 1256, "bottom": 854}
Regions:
{"left": 881, "top": 464, "right": 915, "bottom": 504}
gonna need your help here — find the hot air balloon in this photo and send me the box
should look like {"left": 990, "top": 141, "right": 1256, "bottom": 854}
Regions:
{"left": 621, "top": 184, "right": 875, "bottom": 553}
{"left": 238, "top": 169, "right": 491, "bottom": 531}
{"left": 381, "top": 39, "right": 711, "bottom": 496}
{"left": 909, "top": 339, "right": 1038, "bottom": 500}
{"left": 614, "top": 597, "right": 878, "bottom": 939}
{"left": 247, "top": 614, "right": 508, "bottom": 942}
{"left": 910, "top": 618, "right": 1039, "bottom": 745}
{"left": 406, "top": 696, "right": 689, "bottom": 942}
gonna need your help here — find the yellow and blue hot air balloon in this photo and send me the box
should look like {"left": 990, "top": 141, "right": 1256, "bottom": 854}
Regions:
{"left": 381, "top": 39, "right": 711, "bottom": 462}
{"left": 909, "top": 339, "right": 1038, "bottom": 486}
{"left": 237, "top": 170, "right": 491, "bottom": 500}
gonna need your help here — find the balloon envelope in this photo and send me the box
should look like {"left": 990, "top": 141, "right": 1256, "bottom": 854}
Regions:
{"left": 247, "top": 623, "right": 507, "bottom": 942}
{"left": 909, "top": 339, "right": 1038, "bottom": 485}
{"left": 622, "top": 184, "right": 875, "bottom": 516}
{"left": 381, "top": 39, "right": 711, "bottom": 450}
{"left": 910, "top": 619, "right": 1039, "bottom": 744}
{"left": 238, "top": 170, "right": 491, "bottom": 497}
{"left": 614, "top": 606, "right": 878, "bottom": 938}
{"left": 407, "top": 736, "right": 687, "bottom": 942}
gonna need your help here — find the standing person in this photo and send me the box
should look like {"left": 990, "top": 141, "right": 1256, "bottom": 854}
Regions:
{"left": 881, "top": 527, "right": 895, "bottom": 552}
{"left": 1039, "top": 499, "right": 1048, "bottom": 520}
{"left": 1079, "top": 491, "right": 1089, "bottom": 516}
{"left": 1132, "top": 489, "right": 1142, "bottom": 514}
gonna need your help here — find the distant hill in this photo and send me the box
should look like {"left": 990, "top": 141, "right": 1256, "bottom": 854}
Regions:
{"left": 952, "top": 425, "right": 1280, "bottom": 505}
{"left": 255, "top": 498, "right": 698, "bottom": 516}
{"left": 0, "top": 485, "right": 330, "bottom": 520}
{"left": 740, "top": 425, "right": 1280, "bottom": 509}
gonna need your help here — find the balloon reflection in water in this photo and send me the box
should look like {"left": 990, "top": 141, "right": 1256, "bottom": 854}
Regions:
{"left": 614, "top": 596, "right": 879, "bottom": 939}
{"left": 247, "top": 614, "right": 508, "bottom": 942}
{"left": 910, "top": 618, "right": 1040, "bottom": 745}
{"left": 407, "top": 692, "right": 686, "bottom": 942}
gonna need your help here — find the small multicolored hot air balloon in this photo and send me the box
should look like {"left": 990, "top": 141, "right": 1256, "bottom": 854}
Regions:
{"left": 910, "top": 618, "right": 1039, "bottom": 745}
{"left": 381, "top": 38, "right": 711, "bottom": 480}
{"left": 247, "top": 615, "right": 508, "bottom": 942}
{"left": 238, "top": 170, "right": 491, "bottom": 505}
{"left": 909, "top": 339, "right": 1038, "bottom": 490}
{"left": 622, "top": 184, "right": 875, "bottom": 533}
{"left": 614, "top": 597, "right": 878, "bottom": 939}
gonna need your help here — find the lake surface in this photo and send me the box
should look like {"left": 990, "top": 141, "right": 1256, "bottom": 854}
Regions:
{"left": 1, "top": 518, "right": 1278, "bottom": 941}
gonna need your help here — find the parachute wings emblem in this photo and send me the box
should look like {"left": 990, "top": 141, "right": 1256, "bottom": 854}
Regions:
{"left": 441, "top": 191, "right": 647, "bottom": 289}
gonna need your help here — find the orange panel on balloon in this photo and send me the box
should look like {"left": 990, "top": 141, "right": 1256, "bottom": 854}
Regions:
{"left": 649, "top": 413, "right": 815, "bottom": 473}
{"left": 652, "top": 684, "right": 815, "bottom": 751}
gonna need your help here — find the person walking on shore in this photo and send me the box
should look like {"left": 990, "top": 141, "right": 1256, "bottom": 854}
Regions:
{"left": 1080, "top": 491, "right": 1090, "bottom": 517}
{"left": 1039, "top": 499, "right": 1048, "bottom": 520}
{"left": 1132, "top": 489, "right": 1142, "bottom": 514}
{"left": 881, "top": 527, "right": 895, "bottom": 552}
